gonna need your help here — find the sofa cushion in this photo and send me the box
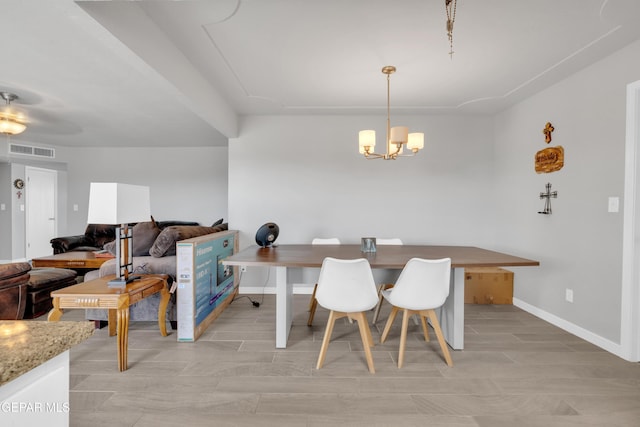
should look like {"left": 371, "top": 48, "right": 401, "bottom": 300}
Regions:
{"left": 131, "top": 220, "right": 162, "bottom": 256}
{"left": 95, "top": 256, "right": 178, "bottom": 278}
{"left": 27, "top": 268, "right": 77, "bottom": 290}
{"left": 104, "top": 220, "right": 162, "bottom": 257}
{"left": 149, "top": 223, "right": 228, "bottom": 257}
{"left": 156, "top": 220, "right": 200, "bottom": 229}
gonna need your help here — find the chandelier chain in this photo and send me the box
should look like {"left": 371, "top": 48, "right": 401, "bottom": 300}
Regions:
{"left": 446, "top": 0, "right": 457, "bottom": 59}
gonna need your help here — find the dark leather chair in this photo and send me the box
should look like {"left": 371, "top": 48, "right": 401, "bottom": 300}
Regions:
{"left": 0, "top": 262, "right": 31, "bottom": 320}
{"left": 50, "top": 224, "right": 116, "bottom": 254}
{"left": 0, "top": 262, "right": 81, "bottom": 319}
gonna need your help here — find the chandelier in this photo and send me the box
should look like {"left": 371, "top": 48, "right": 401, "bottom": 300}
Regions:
{"left": 0, "top": 92, "right": 27, "bottom": 135}
{"left": 358, "top": 66, "right": 424, "bottom": 160}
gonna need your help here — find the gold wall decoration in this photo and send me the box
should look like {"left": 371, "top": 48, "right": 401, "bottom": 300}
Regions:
{"left": 535, "top": 146, "right": 564, "bottom": 173}
{"left": 542, "top": 122, "right": 554, "bottom": 143}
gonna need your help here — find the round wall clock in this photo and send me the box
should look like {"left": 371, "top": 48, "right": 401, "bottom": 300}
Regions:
{"left": 13, "top": 178, "right": 24, "bottom": 189}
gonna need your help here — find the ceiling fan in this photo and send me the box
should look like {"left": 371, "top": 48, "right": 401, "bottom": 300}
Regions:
{"left": 0, "top": 86, "right": 82, "bottom": 138}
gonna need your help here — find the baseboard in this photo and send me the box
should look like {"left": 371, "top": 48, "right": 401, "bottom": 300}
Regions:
{"left": 0, "top": 258, "right": 28, "bottom": 264}
{"left": 239, "top": 285, "right": 313, "bottom": 295}
{"left": 513, "top": 297, "right": 626, "bottom": 360}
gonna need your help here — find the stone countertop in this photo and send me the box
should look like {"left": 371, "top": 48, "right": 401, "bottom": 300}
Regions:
{"left": 0, "top": 320, "right": 94, "bottom": 386}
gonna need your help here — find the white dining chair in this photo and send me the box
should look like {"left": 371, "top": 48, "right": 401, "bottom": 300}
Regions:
{"left": 307, "top": 238, "right": 341, "bottom": 327}
{"left": 315, "top": 257, "right": 379, "bottom": 373}
{"left": 380, "top": 257, "right": 453, "bottom": 368}
{"left": 371, "top": 238, "right": 403, "bottom": 324}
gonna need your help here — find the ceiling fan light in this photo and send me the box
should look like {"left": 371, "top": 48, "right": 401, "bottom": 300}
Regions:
{"left": 0, "top": 118, "right": 26, "bottom": 135}
{"left": 0, "top": 92, "right": 27, "bottom": 135}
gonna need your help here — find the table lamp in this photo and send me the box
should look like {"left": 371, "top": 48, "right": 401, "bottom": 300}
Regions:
{"left": 87, "top": 183, "right": 151, "bottom": 287}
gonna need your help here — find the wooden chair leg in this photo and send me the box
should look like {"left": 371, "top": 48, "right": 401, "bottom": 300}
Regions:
{"left": 353, "top": 311, "right": 376, "bottom": 373}
{"left": 307, "top": 298, "right": 318, "bottom": 326}
{"left": 372, "top": 284, "right": 394, "bottom": 324}
{"left": 308, "top": 283, "right": 317, "bottom": 310}
{"left": 307, "top": 284, "right": 318, "bottom": 326}
{"left": 371, "top": 285, "right": 383, "bottom": 324}
{"left": 398, "top": 308, "right": 411, "bottom": 368}
{"left": 426, "top": 309, "right": 453, "bottom": 367}
{"left": 419, "top": 314, "right": 430, "bottom": 342}
{"left": 380, "top": 305, "right": 399, "bottom": 343}
{"left": 316, "top": 310, "right": 338, "bottom": 369}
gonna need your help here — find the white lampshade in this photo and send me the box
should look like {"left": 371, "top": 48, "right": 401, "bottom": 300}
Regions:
{"left": 87, "top": 183, "right": 151, "bottom": 225}
{"left": 407, "top": 132, "right": 425, "bottom": 151}
{"left": 359, "top": 130, "right": 376, "bottom": 154}
{"left": 390, "top": 126, "right": 408, "bottom": 144}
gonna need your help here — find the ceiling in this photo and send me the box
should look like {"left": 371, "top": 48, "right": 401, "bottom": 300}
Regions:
{"left": 2, "top": 0, "right": 640, "bottom": 149}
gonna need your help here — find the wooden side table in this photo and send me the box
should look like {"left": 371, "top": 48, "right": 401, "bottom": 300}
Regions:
{"left": 48, "top": 274, "right": 170, "bottom": 371}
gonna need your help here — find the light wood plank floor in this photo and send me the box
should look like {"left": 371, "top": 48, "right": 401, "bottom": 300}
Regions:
{"left": 56, "top": 294, "right": 640, "bottom": 426}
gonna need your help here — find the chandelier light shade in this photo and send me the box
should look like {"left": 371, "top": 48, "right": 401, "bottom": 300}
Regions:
{"left": 358, "top": 66, "right": 424, "bottom": 160}
{"left": 408, "top": 132, "right": 425, "bottom": 151}
{"left": 0, "top": 92, "right": 27, "bottom": 136}
{"left": 358, "top": 130, "right": 375, "bottom": 154}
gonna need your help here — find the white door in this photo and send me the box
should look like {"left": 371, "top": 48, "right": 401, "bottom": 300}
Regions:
{"left": 25, "top": 167, "right": 57, "bottom": 259}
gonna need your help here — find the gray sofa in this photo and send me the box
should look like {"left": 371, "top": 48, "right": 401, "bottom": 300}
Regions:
{"left": 84, "top": 221, "right": 229, "bottom": 325}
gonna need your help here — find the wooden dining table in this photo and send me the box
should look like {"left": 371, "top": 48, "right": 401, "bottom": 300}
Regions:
{"left": 223, "top": 244, "right": 539, "bottom": 349}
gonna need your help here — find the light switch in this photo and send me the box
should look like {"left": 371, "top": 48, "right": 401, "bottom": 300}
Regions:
{"left": 73, "top": 204, "right": 78, "bottom": 212}
{"left": 0, "top": 203, "right": 5, "bottom": 211}
{"left": 20, "top": 204, "right": 24, "bottom": 211}
{"left": 608, "top": 197, "right": 619, "bottom": 213}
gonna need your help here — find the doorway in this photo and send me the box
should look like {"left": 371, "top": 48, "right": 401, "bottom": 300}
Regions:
{"left": 25, "top": 166, "right": 57, "bottom": 259}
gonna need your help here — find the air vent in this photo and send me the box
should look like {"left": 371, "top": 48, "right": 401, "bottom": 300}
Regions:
{"left": 9, "top": 143, "right": 55, "bottom": 159}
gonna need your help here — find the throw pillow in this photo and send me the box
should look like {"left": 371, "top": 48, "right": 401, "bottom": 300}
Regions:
{"left": 104, "top": 240, "right": 116, "bottom": 255}
{"left": 149, "top": 223, "right": 229, "bottom": 257}
{"left": 131, "top": 220, "right": 162, "bottom": 256}
{"left": 212, "top": 218, "right": 223, "bottom": 226}
{"left": 103, "top": 220, "right": 162, "bottom": 257}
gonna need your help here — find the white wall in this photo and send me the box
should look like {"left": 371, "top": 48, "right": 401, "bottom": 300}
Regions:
{"left": 55, "top": 146, "right": 229, "bottom": 235}
{"left": 493, "top": 39, "right": 640, "bottom": 346}
{"left": 0, "top": 159, "right": 66, "bottom": 262}
{"left": 229, "top": 114, "right": 497, "bottom": 289}
{"left": 0, "top": 162, "right": 12, "bottom": 261}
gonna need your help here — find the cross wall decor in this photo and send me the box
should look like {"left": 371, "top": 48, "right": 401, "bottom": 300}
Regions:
{"left": 539, "top": 182, "right": 557, "bottom": 215}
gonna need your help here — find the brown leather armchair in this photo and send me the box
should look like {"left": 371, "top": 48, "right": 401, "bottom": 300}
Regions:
{"left": 0, "top": 262, "right": 31, "bottom": 320}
